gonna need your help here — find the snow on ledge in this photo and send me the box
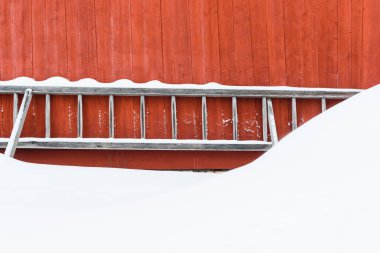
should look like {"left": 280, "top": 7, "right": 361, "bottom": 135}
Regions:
{"left": 0, "top": 76, "right": 363, "bottom": 93}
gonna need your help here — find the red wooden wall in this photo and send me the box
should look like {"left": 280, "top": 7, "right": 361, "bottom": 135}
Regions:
{"left": 0, "top": 0, "right": 379, "bottom": 170}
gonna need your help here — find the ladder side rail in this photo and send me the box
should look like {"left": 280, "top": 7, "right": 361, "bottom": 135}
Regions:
{"left": 140, "top": 96, "right": 146, "bottom": 139}
{"left": 77, "top": 94, "right": 83, "bottom": 138}
{"left": 321, "top": 97, "right": 327, "bottom": 112}
{"left": 13, "top": 93, "right": 18, "bottom": 124}
{"left": 45, "top": 94, "right": 51, "bottom": 138}
{"left": 171, "top": 96, "right": 177, "bottom": 139}
{"left": 267, "top": 98, "right": 278, "bottom": 145}
{"left": 1, "top": 138, "right": 272, "bottom": 151}
{"left": 109, "top": 95, "right": 115, "bottom": 138}
{"left": 262, "top": 97, "right": 268, "bottom": 142}
{"left": 5, "top": 89, "right": 33, "bottom": 157}
{"left": 291, "top": 97, "right": 297, "bottom": 130}
{"left": 0, "top": 83, "right": 361, "bottom": 98}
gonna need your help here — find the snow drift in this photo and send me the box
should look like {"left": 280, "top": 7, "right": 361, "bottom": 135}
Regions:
{"left": 0, "top": 155, "right": 214, "bottom": 209}
{"left": 1, "top": 84, "right": 380, "bottom": 253}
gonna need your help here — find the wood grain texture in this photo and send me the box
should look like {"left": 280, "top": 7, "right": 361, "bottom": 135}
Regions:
{"left": 0, "top": 0, "right": 378, "bottom": 170}
{"left": 362, "top": 0, "right": 380, "bottom": 88}
{"left": 297, "top": 0, "right": 320, "bottom": 127}
{"left": 0, "top": 1, "right": 14, "bottom": 137}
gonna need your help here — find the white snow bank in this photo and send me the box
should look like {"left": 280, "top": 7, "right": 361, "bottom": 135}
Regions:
{"left": 122, "top": 84, "right": 380, "bottom": 253}
{"left": 1, "top": 84, "right": 380, "bottom": 253}
{"left": 0, "top": 155, "right": 214, "bottom": 210}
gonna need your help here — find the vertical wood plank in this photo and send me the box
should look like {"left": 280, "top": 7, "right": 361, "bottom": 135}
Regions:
{"left": 203, "top": 0, "right": 221, "bottom": 83}
{"left": 283, "top": 0, "right": 302, "bottom": 86}
{"left": 50, "top": 94, "right": 78, "bottom": 138}
{"left": 21, "top": 96, "right": 45, "bottom": 138}
{"left": 233, "top": 0, "right": 254, "bottom": 85}
{"left": 249, "top": 0, "right": 272, "bottom": 140}
{"left": 362, "top": 0, "right": 379, "bottom": 88}
{"left": 338, "top": 0, "right": 352, "bottom": 88}
{"left": 134, "top": 0, "right": 166, "bottom": 140}
{"left": 161, "top": 0, "right": 192, "bottom": 84}
{"left": 47, "top": 0, "right": 76, "bottom": 138}
{"left": 144, "top": 0, "right": 164, "bottom": 82}
{"left": 111, "top": 0, "right": 139, "bottom": 139}
{"left": 144, "top": 96, "right": 171, "bottom": 139}
{"left": 266, "top": 0, "right": 287, "bottom": 85}
{"left": 45, "top": 0, "right": 68, "bottom": 77}
{"left": 267, "top": 0, "right": 291, "bottom": 139}
{"left": 11, "top": 0, "right": 33, "bottom": 78}
{"left": 0, "top": 1, "right": 15, "bottom": 80}
{"left": 82, "top": 0, "right": 113, "bottom": 142}
{"left": 207, "top": 0, "right": 235, "bottom": 140}
{"left": 0, "top": 94, "right": 13, "bottom": 138}
{"left": 234, "top": 0, "right": 260, "bottom": 141}
{"left": 264, "top": 0, "right": 287, "bottom": 142}
{"left": 250, "top": 0, "right": 270, "bottom": 85}
{"left": 202, "top": 0, "right": 223, "bottom": 142}
{"left": 77, "top": 0, "right": 98, "bottom": 78}
{"left": 94, "top": 0, "right": 114, "bottom": 82}
{"left": 301, "top": 0, "right": 319, "bottom": 86}
{"left": 130, "top": 0, "right": 146, "bottom": 82}
{"left": 206, "top": 97, "right": 233, "bottom": 140}
{"left": 65, "top": 0, "right": 81, "bottom": 81}
{"left": 0, "top": 2, "right": 15, "bottom": 137}
{"left": 114, "top": 96, "right": 141, "bottom": 139}
{"left": 131, "top": 0, "right": 164, "bottom": 81}
{"left": 297, "top": 0, "right": 321, "bottom": 128}
{"left": 189, "top": 0, "right": 206, "bottom": 84}
{"left": 176, "top": 97, "right": 202, "bottom": 140}
{"left": 82, "top": 95, "right": 109, "bottom": 138}
{"left": 351, "top": 0, "right": 363, "bottom": 89}
{"left": 177, "top": 0, "right": 204, "bottom": 141}
{"left": 145, "top": 0, "right": 171, "bottom": 140}
{"left": 217, "top": 0, "right": 236, "bottom": 84}
{"left": 111, "top": 0, "right": 132, "bottom": 80}
{"left": 12, "top": 0, "right": 42, "bottom": 138}
{"left": 161, "top": 0, "right": 196, "bottom": 140}
{"left": 31, "top": 0, "right": 47, "bottom": 80}
{"left": 317, "top": 0, "right": 338, "bottom": 88}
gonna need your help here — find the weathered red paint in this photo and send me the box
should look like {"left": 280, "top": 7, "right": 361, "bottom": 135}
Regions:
{"left": 0, "top": 0, "right": 379, "bottom": 170}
